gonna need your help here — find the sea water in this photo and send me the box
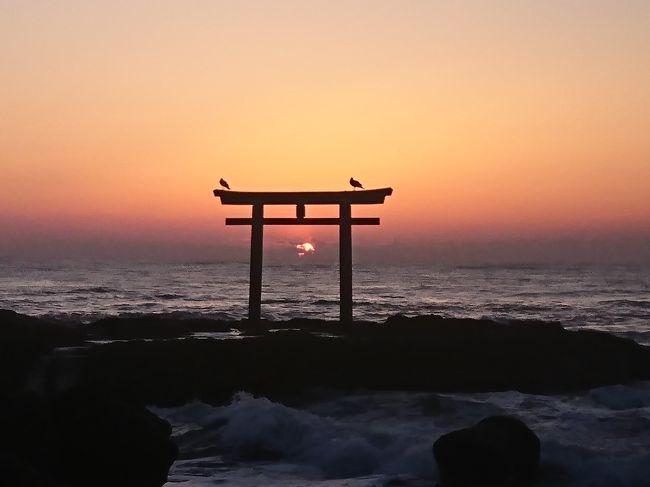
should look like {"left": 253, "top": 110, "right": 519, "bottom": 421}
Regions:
{"left": 154, "top": 385, "right": 650, "bottom": 487}
{"left": 0, "top": 261, "right": 648, "bottom": 343}
{"left": 1, "top": 261, "right": 649, "bottom": 485}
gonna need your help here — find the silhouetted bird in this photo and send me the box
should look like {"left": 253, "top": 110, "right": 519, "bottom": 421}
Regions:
{"left": 219, "top": 178, "right": 231, "bottom": 190}
{"left": 349, "top": 177, "right": 364, "bottom": 190}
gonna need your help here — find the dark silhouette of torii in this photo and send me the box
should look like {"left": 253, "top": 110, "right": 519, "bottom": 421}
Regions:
{"left": 213, "top": 184, "right": 392, "bottom": 322}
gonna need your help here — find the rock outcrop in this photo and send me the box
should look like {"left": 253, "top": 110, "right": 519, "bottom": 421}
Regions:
{"left": 77, "top": 315, "right": 650, "bottom": 405}
{"left": 0, "top": 389, "right": 178, "bottom": 487}
{"left": 433, "top": 415, "right": 540, "bottom": 487}
{"left": 2, "top": 310, "right": 649, "bottom": 406}
{"left": 0, "top": 309, "right": 84, "bottom": 393}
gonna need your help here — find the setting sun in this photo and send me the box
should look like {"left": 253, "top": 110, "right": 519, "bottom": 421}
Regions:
{"left": 296, "top": 242, "right": 316, "bottom": 257}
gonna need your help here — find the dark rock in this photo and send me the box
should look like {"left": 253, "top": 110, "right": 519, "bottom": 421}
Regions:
{"left": 0, "top": 389, "right": 178, "bottom": 487}
{"left": 2, "top": 311, "right": 649, "bottom": 405}
{"left": 86, "top": 315, "right": 235, "bottom": 340}
{"left": 433, "top": 415, "right": 540, "bottom": 487}
{"left": 0, "top": 309, "right": 85, "bottom": 393}
{"left": 75, "top": 315, "right": 650, "bottom": 406}
{"left": 46, "top": 388, "right": 178, "bottom": 487}
{"left": 0, "top": 449, "right": 48, "bottom": 487}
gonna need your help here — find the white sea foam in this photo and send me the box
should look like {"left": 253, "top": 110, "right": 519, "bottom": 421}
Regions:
{"left": 156, "top": 383, "right": 650, "bottom": 486}
{"left": 588, "top": 383, "right": 650, "bottom": 410}
{"left": 158, "top": 392, "right": 438, "bottom": 482}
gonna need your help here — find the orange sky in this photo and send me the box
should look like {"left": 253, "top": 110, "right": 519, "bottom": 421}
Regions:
{"left": 1, "top": 1, "right": 649, "bottom": 261}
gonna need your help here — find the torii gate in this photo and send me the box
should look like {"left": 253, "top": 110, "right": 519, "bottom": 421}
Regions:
{"left": 213, "top": 187, "right": 393, "bottom": 323}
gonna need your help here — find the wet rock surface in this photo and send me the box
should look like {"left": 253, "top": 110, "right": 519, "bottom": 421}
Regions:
{"left": 433, "top": 415, "right": 541, "bottom": 487}
{"left": 1, "top": 310, "right": 649, "bottom": 405}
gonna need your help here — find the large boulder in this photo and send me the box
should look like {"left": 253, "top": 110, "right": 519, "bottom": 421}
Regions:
{"left": 433, "top": 415, "right": 540, "bottom": 487}
{"left": 0, "top": 450, "right": 48, "bottom": 487}
{"left": 46, "top": 388, "right": 178, "bottom": 487}
{"left": 0, "top": 389, "right": 178, "bottom": 487}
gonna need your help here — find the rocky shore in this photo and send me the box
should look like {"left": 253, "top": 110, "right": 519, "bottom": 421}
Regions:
{"left": 2, "top": 309, "right": 649, "bottom": 405}
{"left": 2, "top": 309, "right": 650, "bottom": 486}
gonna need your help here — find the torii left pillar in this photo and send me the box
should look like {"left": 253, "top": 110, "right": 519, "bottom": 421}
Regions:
{"left": 249, "top": 203, "right": 264, "bottom": 321}
{"left": 213, "top": 187, "right": 393, "bottom": 323}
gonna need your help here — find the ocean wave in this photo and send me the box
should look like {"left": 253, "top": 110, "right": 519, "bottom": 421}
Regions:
{"left": 160, "top": 393, "right": 436, "bottom": 481}
{"left": 64, "top": 286, "right": 118, "bottom": 294}
{"left": 262, "top": 298, "right": 300, "bottom": 305}
{"left": 37, "top": 310, "right": 240, "bottom": 323}
{"left": 154, "top": 293, "right": 186, "bottom": 300}
{"left": 40, "top": 311, "right": 109, "bottom": 324}
{"left": 541, "top": 441, "right": 650, "bottom": 487}
{"left": 587, "top": 383, "right": 650, "bottom": 410}
{"left": 156, "top": 384, "right": 650, "bottom": 486}
{"left": 455, "top": 264, "right": 544, "bottom": 271}
{"left": 124, "top": 310, "right": 239, "bottom": 321}
{"left": 598, "top": 299, "right": 650, "bottom": 309}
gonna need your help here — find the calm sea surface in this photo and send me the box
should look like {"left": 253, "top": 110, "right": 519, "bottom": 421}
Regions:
{"left": 1, "top": 261, "right": 648, "bottom": 343}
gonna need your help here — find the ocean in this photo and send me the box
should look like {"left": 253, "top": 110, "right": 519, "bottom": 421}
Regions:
{"left": 1, "top": 261, "right": 649, "bottom": 343}
{"left": 2, "top": 261, "right": 649, "bottom": 486}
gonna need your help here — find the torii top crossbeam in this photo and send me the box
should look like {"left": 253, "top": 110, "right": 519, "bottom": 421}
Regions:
{"left": 213, "top": 187, "right": 392, "bottom": 205}
{"left": 213, "top": 187, "right": 393, "bottom": 322}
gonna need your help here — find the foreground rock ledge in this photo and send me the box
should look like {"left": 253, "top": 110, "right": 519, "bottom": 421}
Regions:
{"left": 1, "top": 310, "right": 649, "bottom": 405}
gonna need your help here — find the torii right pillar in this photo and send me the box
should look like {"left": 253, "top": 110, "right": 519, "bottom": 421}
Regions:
{"left": 339, "top": 202, "right": 353, "bottom": 322}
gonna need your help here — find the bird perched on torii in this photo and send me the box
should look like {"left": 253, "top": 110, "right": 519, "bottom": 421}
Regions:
{"left": 219, "top": 178, "right": 231, "bottom": 190}
{"left": 349, "top": 177, "right": 364, "bottom": 190}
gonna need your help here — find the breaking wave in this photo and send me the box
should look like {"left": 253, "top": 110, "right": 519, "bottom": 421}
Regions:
{"left": 156, "top": 383, "right": 650, "bottom": 486}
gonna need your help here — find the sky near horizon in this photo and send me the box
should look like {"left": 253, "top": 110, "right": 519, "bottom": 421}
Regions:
{"left": 1, "top": 1, "right": 649, "bottom": 262}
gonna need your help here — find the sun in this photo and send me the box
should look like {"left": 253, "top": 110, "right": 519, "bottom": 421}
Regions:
{"left": 296, "top": 242, "right": 316, "bottom": 257}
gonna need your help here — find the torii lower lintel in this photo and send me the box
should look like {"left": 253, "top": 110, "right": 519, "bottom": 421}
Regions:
{"left": 213, "top": 187, "right": 393, "bottom": 323}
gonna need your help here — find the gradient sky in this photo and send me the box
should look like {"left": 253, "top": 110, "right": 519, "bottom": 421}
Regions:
{"left": 2, "top": 1, "right": 649, "bottom": 262}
